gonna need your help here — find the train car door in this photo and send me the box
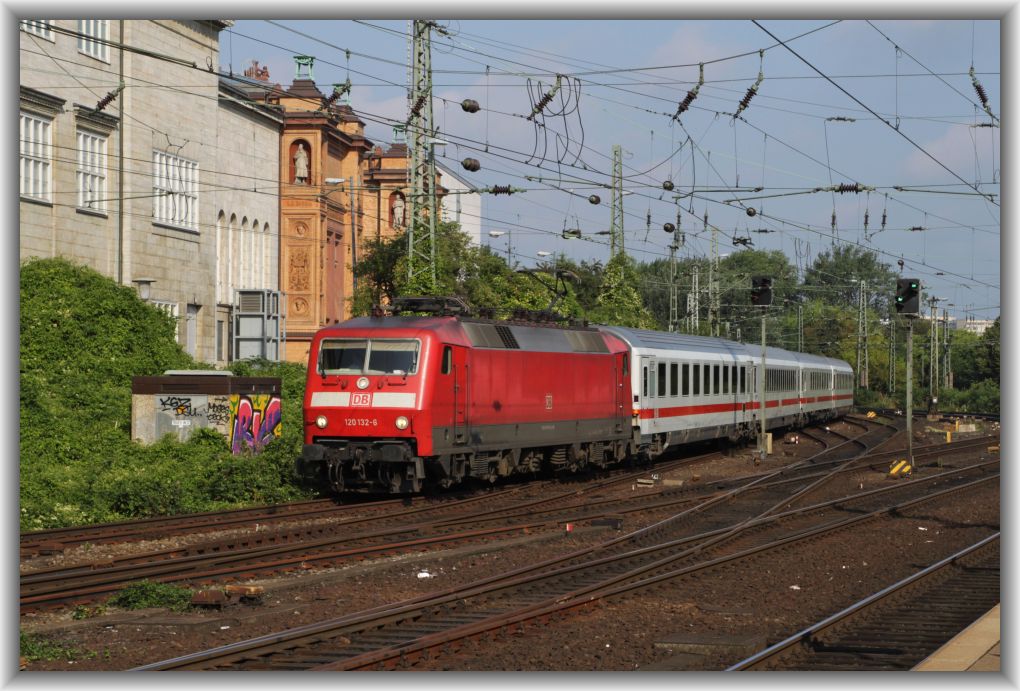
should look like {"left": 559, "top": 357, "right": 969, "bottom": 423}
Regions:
{"left": 451, "top": 345, "right": 469, "bottom": 444}
{"left": 643, "top": 356, "right": 657, "bottom": 424}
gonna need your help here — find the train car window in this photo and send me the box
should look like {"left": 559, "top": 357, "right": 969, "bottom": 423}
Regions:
{"left": 732, "top": 365, "right": 738, "bottom": 394}
{"left": 658, "top": 363, "right": 667, "bottom": 398}
{"left": 712, "top": 365, "right": 720, "bottom": 395}
{"left": 441, "top": 346, "right": 453, "bottom": 374}
{"left": 722, "top": 365, "right": 729, "bottom": 394}
{"left": 682, "top": 364, "right": 690, "bottom": 396}
{"left": 670, "top": 363, "right": 679, "bottom": 397}
{"left": 703, "top": 363, "right": 710, "bottom": 395}
{"left": 692, "top": 364, "right": 700, "bottom": 396}
{"left": 739, "top": 366, "right": 746, "bottom": 393}
{"left": 643, "top": 366, "right": 648, "bottom": 397}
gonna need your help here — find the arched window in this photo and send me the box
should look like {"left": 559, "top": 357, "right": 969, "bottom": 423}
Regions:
{"left": 240, "top": 216, "right": 250, "bottom": 288}
{"left": 250, "top": 218, "right": 260, "bottom": 287}
{"left": 229, "top": 213, "right": 238, "bottom": 301}
{"left": 216, "top": 211, "right": 227, "bottom": 304}
{"left": 262, "top": 222, "right": 271, "bottom": 286}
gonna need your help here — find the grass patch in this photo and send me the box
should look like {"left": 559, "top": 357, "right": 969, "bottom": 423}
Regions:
{"left": 108, "top": 580, "right": 193, "bottom": 612}
{"left": 20, "top": 632, "right": 94, "bottom": 662}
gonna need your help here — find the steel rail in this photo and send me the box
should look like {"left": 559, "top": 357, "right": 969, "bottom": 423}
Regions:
{"left": 132, "top": 459, "right": 996, "bottom": 671}
{"left": 725, "top": 533, "right": 1000, "bottom": 671}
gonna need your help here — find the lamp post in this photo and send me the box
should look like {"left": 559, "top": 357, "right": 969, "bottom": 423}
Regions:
{"left": 488, "top": 230, "right": 512, "bottom": 266}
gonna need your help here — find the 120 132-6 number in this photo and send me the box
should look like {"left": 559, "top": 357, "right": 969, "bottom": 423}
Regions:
{"left": 345, "top": 418, "right": 379, "bottom": 427}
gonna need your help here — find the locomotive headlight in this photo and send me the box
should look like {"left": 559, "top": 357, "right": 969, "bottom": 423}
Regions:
{"left": 395, "top": 416, "right": 409, "bottom": 430}
{"left": 356, "top": 376, "right": 370, "bottom": 390}
{"left": 315, "top": 415, "right": 328, "bottom": 429}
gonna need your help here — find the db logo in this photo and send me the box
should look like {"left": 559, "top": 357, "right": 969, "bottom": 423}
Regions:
{"left": 351, "top": 393, "right": 372, "bottom": 407}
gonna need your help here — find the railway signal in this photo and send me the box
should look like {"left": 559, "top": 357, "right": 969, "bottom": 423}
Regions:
{"left": 894, "top": 278, "right": 921, "bottom": 473}
{"left": 895, "top": 278, "right": 920, "bottom": 315}
{"left": 751, "top": 276, "right": 773, "bottom": 306}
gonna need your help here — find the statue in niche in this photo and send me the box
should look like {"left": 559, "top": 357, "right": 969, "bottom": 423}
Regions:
{"left": 391, "top": 195, "right": 405, "bottom": 228}
{"left": 293, "top": 143, "right": 309, "bottom": 184}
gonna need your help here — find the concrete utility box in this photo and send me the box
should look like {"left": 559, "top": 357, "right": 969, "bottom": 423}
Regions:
{"left": 131, "top": 370, "right": 282, "bottom": 453}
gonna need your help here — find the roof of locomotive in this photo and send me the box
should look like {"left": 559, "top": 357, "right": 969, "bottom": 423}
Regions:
{"left": 597, "top": 326, "right": 852, "bottom": 370}
{"left": 318, "top": 315, "right": 626, "bottom": 355}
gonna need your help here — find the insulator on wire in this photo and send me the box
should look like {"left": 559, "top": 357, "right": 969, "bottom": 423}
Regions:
{"left": 663, "top": 180, "right": 675, "bottom": 191}
{"left": 969, "top": 66, "right": 996, "bottom": 120}
{"left": 95, "top": 83, "right": 125, "bottom": 112}
{"left": 881, "top": 208, "right": 887, "bottom": 230}
{"left": 864, "top": 209, "right": 870, "bottom": 230}
{"left": 663, "top": 223, "right": 676, "bottom": 233}
{"left": 831, "top": 210, "right": 837, "bottom": 230}
{"left": 461, "top": 99, "right": 480, "bottom": 113}
{"left": 408, "top": 93, "right": 428, "bottom": 121}
{"left": 733, "top": 56, "right": 764, "bottom": 120}
{"left": 909, "top": 226, "right": 926, "bottom": 232}
{"left": 673, "top": 63, "right": 704, "bottom": 121}
{"left": 835, "top": 183, "right": 863, "bottom": 194}
{"left": 490, "top": 185, "right": 514, "bottom": 196}
{"left": 527, "top": 75, "right": 562, "bottom": 122}
{"left": 969, "top": 66, "right": 988, "bottom": 106}
{"left": 588, "top": 194, "right": 601, "bottom": 205}
{"left": 461, "top": 158, "right": 481, "bottom": 172}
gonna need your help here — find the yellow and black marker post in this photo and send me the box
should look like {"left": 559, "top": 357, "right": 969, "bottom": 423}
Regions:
{"left": 889, "top": 459, "right": 912, "bottom": 478}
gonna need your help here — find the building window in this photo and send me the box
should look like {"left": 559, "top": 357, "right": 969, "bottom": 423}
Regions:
{"left": 21, "top": 20, "right": 53, "bottom": 40}
{"left": 76, "top": 130, "right": 107, "bottom": 212}
{"left": 152, "top": 150, "right": 199, "bottom": 230}
{"left": 152, "top": 300, "right": 180, "bottom": 341}
{"left": 78, "top": 20, "right": 109, "bottom": 61}
{"left": 20, "top": 111, "right": 52, "bottom": 202}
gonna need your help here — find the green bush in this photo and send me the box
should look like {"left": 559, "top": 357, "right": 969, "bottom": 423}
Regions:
{"left": 108, "top": 580, "right": 193, "bottom": 612}
{"left": 20, "top": 258, "right": 314, "bottom": 530}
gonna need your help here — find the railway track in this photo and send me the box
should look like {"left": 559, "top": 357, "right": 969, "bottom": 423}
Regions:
{"left": 21, "top": 420, "right": 990, "bottom": 615}
{"left": 130, "top": 433, "right": 997, "bottom": 670}
{"left": 20, "top": 443, "right": 733, "bottom": 558}
{"left": 22, "top": 420, "right": 992, "bottom": 616}
{"left": 19, "top": 449, "right": 728, "bottom": 612}
{"left": 727, "top": 533, "right": 1000, "bottom": 671}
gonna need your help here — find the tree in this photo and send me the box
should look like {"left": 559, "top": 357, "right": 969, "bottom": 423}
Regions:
{"left": 589, "top": 254, "right": 657, "bottom": 328}
{"left": 802, "top": 245, "right": 897, "bottom": 311}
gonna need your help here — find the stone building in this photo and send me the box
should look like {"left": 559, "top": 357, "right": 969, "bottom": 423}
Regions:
{"left": 19, "top": 20, "right": 281, "bottom": 365}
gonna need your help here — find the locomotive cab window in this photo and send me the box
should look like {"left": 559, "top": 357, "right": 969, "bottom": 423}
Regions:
{"left": 319, "top": 338, "right": 420, "bottom": 375}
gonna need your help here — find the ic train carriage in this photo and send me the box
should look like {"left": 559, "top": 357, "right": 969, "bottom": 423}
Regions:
{"left": 299, "top": 310, "right": 853, "bottom": 494}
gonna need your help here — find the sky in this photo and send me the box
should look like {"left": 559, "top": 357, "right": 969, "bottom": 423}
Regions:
{"left": 222, "top": 18, "right": 1001, "bottom": 323}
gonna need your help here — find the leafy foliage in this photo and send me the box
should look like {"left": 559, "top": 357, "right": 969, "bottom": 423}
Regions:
{"left": 108, "top": 580, "right": 193, "bottom": 612}
{"left": 20, "top": 258, "right": 312, "bottom": 530}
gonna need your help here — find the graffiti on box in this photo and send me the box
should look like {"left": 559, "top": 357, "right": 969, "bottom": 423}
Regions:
{"left": 229, "top": 394, "right": 282, "bottom": 453}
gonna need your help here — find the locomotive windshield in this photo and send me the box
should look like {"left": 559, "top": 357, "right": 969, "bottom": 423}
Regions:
{"left": 319, "top": 339, "right": 420, "bottom": 375}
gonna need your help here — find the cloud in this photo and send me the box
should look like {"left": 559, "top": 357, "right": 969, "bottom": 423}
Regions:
{"left": 903, "top": 125, "right": 998, "bottom": 182}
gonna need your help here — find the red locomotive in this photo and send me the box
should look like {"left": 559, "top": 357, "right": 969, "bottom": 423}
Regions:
{"left": 300, "top": 298, "right": 633, "bottom": 493}
{"left": 299, "top": 297, "right": 854, "bottom": 494}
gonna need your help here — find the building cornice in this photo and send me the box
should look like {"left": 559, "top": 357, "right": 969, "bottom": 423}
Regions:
{"left": 20, "top": 86, "right": 65, "bottom": 117}
{"left": 73, "top": 104, "right": 120, "bottom": 133}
